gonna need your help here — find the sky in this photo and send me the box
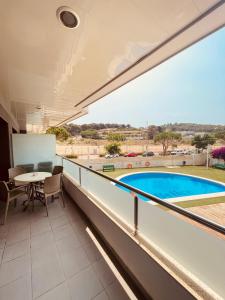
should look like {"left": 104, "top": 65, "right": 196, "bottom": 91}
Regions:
{"left": 73, "top": 27, "right": 225, "bottom": 127}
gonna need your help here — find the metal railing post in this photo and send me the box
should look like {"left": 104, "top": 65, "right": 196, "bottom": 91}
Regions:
{"left": 133, "top": 195, "right": 138, "bottom": 236}
{"left": 79, "top": 167, "right": 82, "bottom": 186}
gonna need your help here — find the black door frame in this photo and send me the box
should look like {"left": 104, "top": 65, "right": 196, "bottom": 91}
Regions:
{"left": 0, "top": 117, "right": 11, "bottom": 180}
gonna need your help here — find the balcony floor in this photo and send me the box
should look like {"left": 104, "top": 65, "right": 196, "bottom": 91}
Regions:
{"left": 0, "top": 194, "right": 129, "bottom": 300}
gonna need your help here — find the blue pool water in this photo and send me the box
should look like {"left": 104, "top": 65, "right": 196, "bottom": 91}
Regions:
{"left": 117, "top": 172, "right": 225, "bottom": 201}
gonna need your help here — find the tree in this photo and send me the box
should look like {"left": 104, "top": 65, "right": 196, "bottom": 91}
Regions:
{"left": 191, "top": 134, "right": 215, "bottom": 150}
{"left": 154, "top": 131, "right": 182, "bottom": 155}
{"left": 80, "top": 129, "right": 100, "bottom": 139}
{"left": 211, "top": 147, "right": 225, "bottom": 163}
{"left": 46, "top": 127, "right": 70, "bottom": 141}
{"left": 105, "top": 142, "right": 121, "bottom": 155}
{"left": 215, "top": 131, "right": 225, "bottom": 142}
{"left": 147, "top": 125, "right": 162, "bottom": 140}
{"left": 107, "top": 133, "right": 126, "bottom": 142}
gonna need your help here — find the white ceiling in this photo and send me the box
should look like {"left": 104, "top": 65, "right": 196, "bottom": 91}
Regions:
{"left": 0, "top": 0, "right": 224, "bottom": 131}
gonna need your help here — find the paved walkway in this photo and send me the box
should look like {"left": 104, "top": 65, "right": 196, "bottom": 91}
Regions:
{"left": 0, "top": 195, "right": 129, "bottom": 300}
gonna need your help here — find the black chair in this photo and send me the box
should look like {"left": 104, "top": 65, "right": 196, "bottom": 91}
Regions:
{"left": 16, "top": 164, "right": 34, "bottom": 173}
{"left": 38, "top": 162, "right": 53, "bottom": 173}
{"left": 52, "top": 166, "right": 63, "bottom": 175}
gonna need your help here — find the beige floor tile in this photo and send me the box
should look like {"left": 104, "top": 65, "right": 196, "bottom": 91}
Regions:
{"left": 105, "top": 281, "right": 129, "bottom": 300}
{"left": 9, "top": 219, "right": 30, "bottom": 233}
{"left": 92, "top": 259, "right": 115, "bottom": 289}
{"left": 83, "top": 242, "right": 102, "bottom": 264}
{"left": 31, "top": 231, "right": 54, "bottom": 250}
{"left": 55, "top": 234, "right": 81, "bottom": 251}
{"left": 31, "top": 247, "right": 65, "bottom": 299}
{"left": 50, "top": 215, "right": 69, "bottom": 229}
{"left": 31, "top": 244, "right": 60, "bottom": 269}
{"left": 68, "top": 266, "right": 103, "bottom": 300}
{"left": 0, "top": 224, "right": 9, "bottom": 238}
{"left": 0, "top": 249, "right": 3, "bottom": 264}
{"left": 93, "top": 291, "right": 109, "bottom": 300}
{"left": 0, "top": 275, "right": 32, "bottom": 300}
{"left": 6, "top": 227, "right": 30, "bottom": 246}
{"left": 3, "top": 239, "right": 30, "bottom": 262}
{"left": 31, "top": 219, "right": 51, "bottom": 237}
{"left": 71, "top": 219, "right": 87, "bottom": 233}
{"left": 0, "top": 255, "right": 31, "bottom": 287}
{"left": 0, "top": 238, "right": 6, "bottom": 249}
{"left": 57, "top": 244, "right": 90, "bottom": 278}
{"left": 35, "top": 282, "right": 70, "bottom": 300}
{"left": 52, "top": 223, "right": 74, "bottom": 241}
{"left": 75, "top": 230, "right": 92, "bottom": 247}
{"left": 48, "top": 206, "right": 66, "bottom": 220}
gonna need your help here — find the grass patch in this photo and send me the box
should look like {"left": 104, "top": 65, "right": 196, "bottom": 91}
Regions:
{"left": 176, "top": 196, "right": 225, "bottom": 208}
{"left": 99, "top": 166, "right": 225, "bottom": 208}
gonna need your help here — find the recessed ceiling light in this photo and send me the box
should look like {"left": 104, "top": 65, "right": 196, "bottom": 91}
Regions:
{"left": 57, "top": 6, "right": 79, "bottom": 29}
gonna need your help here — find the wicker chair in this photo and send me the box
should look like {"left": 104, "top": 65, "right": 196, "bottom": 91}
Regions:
{"left": 36, "top": 174, "right": 65, "bottom": 216}
{"left": 0, "top": 181, "right": 27, "bottom": 224}
{"left": 8, "top": 167, "right": 26, "bottom": 187}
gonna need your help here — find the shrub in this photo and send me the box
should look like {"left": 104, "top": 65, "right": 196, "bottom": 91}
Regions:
{"left": 105, "top": 142, "right": 121, "bottom": 155}
{"left": 80, "top": 130, "right": 100, "bottom": 139}
{"left": 107, "top": 133, "right": 126, "bottom": 142}
{"left": 212, "top": 147, "right": 225, "bottom": 162}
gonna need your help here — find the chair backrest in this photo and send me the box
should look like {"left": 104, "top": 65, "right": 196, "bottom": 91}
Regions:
{"left": 0, "top": 181, "right": 9, "bottom": 202}
{"left": 44, "top": 174, "right": 61, "bottom": 195}
{"left": 8, "top": 167, "right": 25, "bottom": 180}
{"left": 52, "top": 166, "right": 63, "bottom": 175}
{"left": 16, "top": 164, "right": 34, "bottom": 172}
{"left": 38, "top": 161, "right": 53, "bottom": 173}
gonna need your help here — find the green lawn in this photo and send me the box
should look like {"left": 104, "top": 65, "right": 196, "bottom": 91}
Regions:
{"left": 99, "top": 166, "right": 225, "bottom": 208}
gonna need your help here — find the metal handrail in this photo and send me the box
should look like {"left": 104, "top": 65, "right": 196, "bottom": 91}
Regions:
{"left": 58, "top": 154, "right": 225, "bottom": 235}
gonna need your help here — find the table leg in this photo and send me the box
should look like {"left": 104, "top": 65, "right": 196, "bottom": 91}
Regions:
{"left": 23, "top": 184, "right": 32, "bottom": 211}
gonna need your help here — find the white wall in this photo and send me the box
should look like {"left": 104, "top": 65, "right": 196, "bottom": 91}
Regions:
{"left": 73, "top": 153, "right": 206, "bottom": 171}
{"left": 12, "top": 134, "right": 56, "bottom": 169}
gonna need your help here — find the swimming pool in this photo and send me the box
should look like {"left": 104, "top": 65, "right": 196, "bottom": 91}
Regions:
{"left": 116, "top": 172, "right": 225, "bottom": 202}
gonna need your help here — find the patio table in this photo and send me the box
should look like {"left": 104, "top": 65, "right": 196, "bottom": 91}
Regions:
{"left": 14, "top": 172, "right": 51, "bottom": 211}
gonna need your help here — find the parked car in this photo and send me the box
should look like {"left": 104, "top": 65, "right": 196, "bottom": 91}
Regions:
{"left": 142, "top": 151, "right": 154, "bottom": 157}
{"left": 171, "top": 149, "right": 189, "bottom": 155}
{"left": 105, "top": 153, "right": 119, "bottom": 158}
{"left": 124, "top": 152, "right": 138, "bottom": 157}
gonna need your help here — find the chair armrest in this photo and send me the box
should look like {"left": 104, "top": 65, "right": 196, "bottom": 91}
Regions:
{"left": 10, "top": 185, "right": 28, "bottom": 191}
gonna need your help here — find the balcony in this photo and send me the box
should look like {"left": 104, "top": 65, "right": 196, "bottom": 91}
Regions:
{"left": 0, "top": 1, "right": 225, "bottom": 299}
{"left": 0, "top": 133, "right": 224, "bottom": 300}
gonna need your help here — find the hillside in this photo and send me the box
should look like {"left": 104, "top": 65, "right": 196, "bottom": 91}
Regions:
{"left": 161, "top": 123, "right": 225, "bottom": 133}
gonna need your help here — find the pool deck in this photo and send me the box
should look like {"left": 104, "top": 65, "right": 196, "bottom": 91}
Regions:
{"left": 171, "top": 202, "right": 225, "bottom": 240}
